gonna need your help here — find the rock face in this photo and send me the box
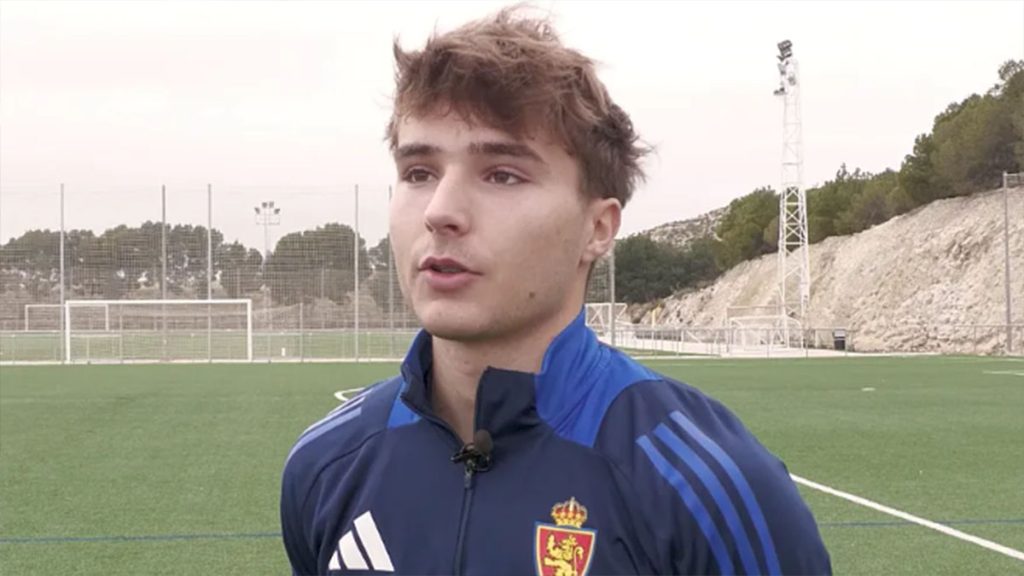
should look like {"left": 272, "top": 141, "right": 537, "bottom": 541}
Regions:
{"left": 644, "top": 207, "right": 727, "bottom": 249}
{"left": 642, "top": 188, "right": 1024, "bottom": 354}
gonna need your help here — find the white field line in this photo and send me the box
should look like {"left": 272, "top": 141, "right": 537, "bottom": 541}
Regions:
{"left": 791, "top": 474, "right": 1024, "bottom": 563}
{"left": 982, "top": 370, "right": 1024, "bottom": 377}
{"left": 334, "top": 387, "right": 366, "bottom": 402}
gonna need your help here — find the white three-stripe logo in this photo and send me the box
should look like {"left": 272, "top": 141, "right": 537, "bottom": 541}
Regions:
{"left": 328, "top": 511, "right": 395, "bottom": 572}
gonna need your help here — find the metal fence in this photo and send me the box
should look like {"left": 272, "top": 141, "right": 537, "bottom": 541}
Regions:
{"left": 612, "top": 324, "right": 1024, "bottom": 358}
{"left": 0, "top": 183, "right": 617, "bottom": 364}
{"left": 1, "top": 183, "right": 1018, "bottom": 364}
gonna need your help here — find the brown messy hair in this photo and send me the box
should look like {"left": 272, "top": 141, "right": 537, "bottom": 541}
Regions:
{"left": 385, "top": 5, "right": 649, "bottom": 207}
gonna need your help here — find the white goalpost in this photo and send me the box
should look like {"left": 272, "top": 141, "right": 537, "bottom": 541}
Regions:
{"left": 24, "top": 303, "right": 81, "bottom": 332}
{"left": 63, "top": 299, "right": 253, "bottom": 364}
{"left": 726, "top": 305, "right": 804, "bottom": 353}
{"left": 585, "top": 302, "right": 627, "bottom": 334}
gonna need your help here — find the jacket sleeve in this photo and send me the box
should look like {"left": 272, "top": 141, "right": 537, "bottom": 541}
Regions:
{"left": 280, "top": 456, "right": 319, "bottom": 576}
{"left": 597, "top": 379, "right": 832, "bottom": 575}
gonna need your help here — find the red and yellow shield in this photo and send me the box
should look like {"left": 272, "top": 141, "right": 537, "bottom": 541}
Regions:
{"left": 534, "top": 497, "right": 596, "bottom": 576}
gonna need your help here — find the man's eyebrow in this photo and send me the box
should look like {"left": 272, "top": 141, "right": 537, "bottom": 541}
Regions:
{"left": 468, "top": 141, "right": 546, "bottom": 165}
{"left": 393, "top": 141, "right": 547, "bottom": 165}
{"left": 393, "top": 143, "right": 441, "bottom": 160}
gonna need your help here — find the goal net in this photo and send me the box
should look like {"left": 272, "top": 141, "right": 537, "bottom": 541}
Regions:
{"left": 585, "top": 302, "right": 627, "bottom": 335}
{"left": 64, "top": 299, "right": 252, "bottom": 364}
{"left": 726, "top": 305, "right": 804, "bottom": 351}
{"left": 25, "top": 304, "right": 65, "bottom": 332}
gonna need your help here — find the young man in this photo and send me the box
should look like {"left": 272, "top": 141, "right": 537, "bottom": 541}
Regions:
{"left": 282, "top": 8, "right": 831, "bottom": 575}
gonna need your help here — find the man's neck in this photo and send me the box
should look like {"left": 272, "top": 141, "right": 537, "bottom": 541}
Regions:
{"left": 429, "top": 306, "right": 580, "bottom": 443}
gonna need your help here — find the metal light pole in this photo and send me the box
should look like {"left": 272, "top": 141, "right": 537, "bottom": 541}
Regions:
{"left": 1003, "top": 172, "right": 1019, "bottom": 353}
{"left": 255, "top": 201, "right": 281, "bottom": 359}
{"left": 774, "top": 39, "right": 811, "bottom": 348}
{"left": 255, "top": 201, "right": 281, "bottom": 271}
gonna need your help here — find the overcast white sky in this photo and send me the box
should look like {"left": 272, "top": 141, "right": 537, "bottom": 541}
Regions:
{"left": 1, "top": 0, "right": 1022, "bottom": 251}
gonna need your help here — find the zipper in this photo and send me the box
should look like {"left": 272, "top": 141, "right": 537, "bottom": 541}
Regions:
{"left": 400, "top": 400, "right": 480, "bottom": 575}
{"left": 453, "top": 465, "right": 476, "bottom": 576}
{"left": 399, "top": 385, "right": 484, "bottom": 576}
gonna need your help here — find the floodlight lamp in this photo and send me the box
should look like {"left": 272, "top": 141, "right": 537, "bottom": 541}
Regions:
{"left": 777, "top": 40, "right": 793, "bottom": 60}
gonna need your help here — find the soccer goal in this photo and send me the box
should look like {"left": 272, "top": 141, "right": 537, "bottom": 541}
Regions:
{"left": 24, "top": 303, "right": 68, "bottom": 332}
{"left": 64, "top": 299, "right": 253, "bottom": 364}
{"left": 726, "top": 305, "right": 804, "bottom": 353}
{"left": 585, "top": 302, "right": 627, "bottom": 335}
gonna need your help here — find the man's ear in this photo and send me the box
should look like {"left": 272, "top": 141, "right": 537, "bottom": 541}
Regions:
{"left": 582, "top": 197, "right": 622, "bottom": 265}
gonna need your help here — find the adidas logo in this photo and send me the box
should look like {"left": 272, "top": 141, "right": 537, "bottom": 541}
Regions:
{"left": 328, "top": 511, "right": 395, "bottom": 573}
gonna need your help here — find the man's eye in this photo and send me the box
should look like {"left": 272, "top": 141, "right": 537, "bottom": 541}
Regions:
{"left": 405, "top": 169, "right": 433, "bottom": 183}
{"left": 486, "top": 170, "right": 525, "bottom": 186}
{"left": 403, "top": 168, "right": 434, "bottom": 184}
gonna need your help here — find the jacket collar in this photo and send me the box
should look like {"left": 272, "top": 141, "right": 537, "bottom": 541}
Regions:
{"left": 399, "top": 309, "right": 608, "bottom": 438}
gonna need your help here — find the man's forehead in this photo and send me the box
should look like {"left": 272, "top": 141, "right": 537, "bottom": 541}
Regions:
{"left": 398, "top": 113, "right": 509, "bottom": 140}
{"left": 394, "top": 110, "right": 560, "bottom": 151}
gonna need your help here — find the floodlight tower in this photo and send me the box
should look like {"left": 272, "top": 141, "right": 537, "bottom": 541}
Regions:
{"left": 254, "top": 201, "right": 281, "bottom": 271}
{"left": 774, "top": 40, "right": 811, "bottom": 345}
{"left": 255, "top": 201, "right": 281, "bottom": 336}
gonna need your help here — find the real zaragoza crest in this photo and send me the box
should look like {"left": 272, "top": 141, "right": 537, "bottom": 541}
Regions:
{"left": 534, "top": 497, "right": 596, "bottom": 576}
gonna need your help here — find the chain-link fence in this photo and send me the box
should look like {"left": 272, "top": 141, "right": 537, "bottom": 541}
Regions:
{"left": 611, "top": 324, "right": 1024, "bottom": 358}
{"left": 2, "top": 184, "right": 1018, "bottom": 363}
{"left": 0, "top": 183, "right": 620, "bottom": 364}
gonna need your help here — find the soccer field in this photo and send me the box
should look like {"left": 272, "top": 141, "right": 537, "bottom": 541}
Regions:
{"left": 1, "top": 356, "right": 1022, "bottom": 575}
{"left": 0, "top": 330, "right": 418, "bottom": 363}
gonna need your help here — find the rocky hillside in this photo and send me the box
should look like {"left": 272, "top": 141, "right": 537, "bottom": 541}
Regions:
{"left": 643, "top": 207, "right": 727, "bottom": 249}
{"left": 642, "top": 188, "right": 1024, "bottom": 354}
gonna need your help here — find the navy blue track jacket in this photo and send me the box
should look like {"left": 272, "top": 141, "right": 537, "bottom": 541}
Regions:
{"left": 281, "top": 311, "right": 831, "bottom": 575}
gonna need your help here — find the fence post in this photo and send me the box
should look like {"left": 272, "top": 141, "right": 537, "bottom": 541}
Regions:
{"left": 354, "top": 184, "right": 360, "bottom": 362}
{"left": 64, "top": 301, "right": 72, "bottom": 364}
{"left": 609, "top": 251, "right": 616, "bottom": 348}
{"left": 1003, "top": 173, "right": 1014, "bottom": 354}
{"left": 60, "top": 184, "right": 66, "bottom": 364}
{"left": 161, "top": 185, "right": 168, "bottom": 362}
{"left": 207, "top": 184, "right": 213, "bottom": 363}
{"left": 388, "top": 185, "right": 395, "bottom": 359}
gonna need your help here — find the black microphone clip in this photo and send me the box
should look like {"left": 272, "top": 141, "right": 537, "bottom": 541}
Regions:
{"left": 451, "top": 429, "right": 493, "bottom": 473}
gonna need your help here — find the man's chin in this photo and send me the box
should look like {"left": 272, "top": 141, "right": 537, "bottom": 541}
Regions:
{"left": 416, "top": 306, "right": 491, "bottom": 342}
{"left": 421, "top": 319, "right": 488, "bottom": 342}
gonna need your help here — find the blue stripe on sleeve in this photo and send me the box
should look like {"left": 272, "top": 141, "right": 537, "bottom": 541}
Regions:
{"left": 286, "top": 407, "right": 362, "bottom": 465}
{"left": 653, "top": 424, "right": 761, "bottom": 574}
{"left": 637, "top": 435, "right": 735, "bottom": 575}
{"left": 387, "top": 379, "right": 421, "bottom": 429}
{"left": 669, "top": 411, "right": 782, "bottom": 576}
{"left": 300, "top": 395, "right": 366, "bottom": 437}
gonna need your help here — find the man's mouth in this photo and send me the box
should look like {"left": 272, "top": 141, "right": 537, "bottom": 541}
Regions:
{"left": 420, "top": 257, "right": 472, "bottom": 274}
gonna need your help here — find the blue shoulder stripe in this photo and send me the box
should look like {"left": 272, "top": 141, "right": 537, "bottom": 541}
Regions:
{"left": 637, "top": 435, "right": 734, "bottom": 575}
{"left": 387, "top": 378, "right": 420, "bottom": 429}
{"left": 299, "top": 393, "right": 367, "bottom": 438}
{"left": 653, "top": 424, "right": 760, "bottom": 574}
{"left": 286, "top": 406, "right": 363, "bottom": 465}
{"left": 669, "top": 411, "right": 782, "bottom": 576}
